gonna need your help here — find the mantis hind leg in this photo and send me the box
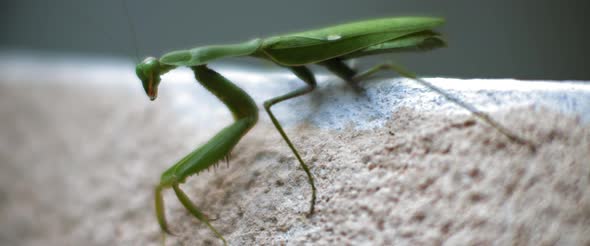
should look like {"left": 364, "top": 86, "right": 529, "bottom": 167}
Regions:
{"left": 263, "top": 66, "right": 318, "bottom": 216}
{"left": 353, "top": 62, "right": 537, "bottom": 151}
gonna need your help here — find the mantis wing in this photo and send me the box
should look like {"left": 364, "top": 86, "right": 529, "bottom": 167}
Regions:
{"left": 340, "top": 31, "right": 446, "bottom": 59}
{"left": 261, "top": 17, "right": 444, "bottom": 66}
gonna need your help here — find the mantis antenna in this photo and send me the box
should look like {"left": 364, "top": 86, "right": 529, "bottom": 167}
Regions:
{"left": 121, "top": 0, "right": 141, "bottom": 62}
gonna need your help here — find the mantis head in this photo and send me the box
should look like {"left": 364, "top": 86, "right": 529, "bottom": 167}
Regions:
{"left": 136, "top": 57, "right": 162, "bottom": 101}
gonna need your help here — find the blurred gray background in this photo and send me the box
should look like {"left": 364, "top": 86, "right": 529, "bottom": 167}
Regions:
{"left": 1, "top": 0, "right": 589, "bottom": 80}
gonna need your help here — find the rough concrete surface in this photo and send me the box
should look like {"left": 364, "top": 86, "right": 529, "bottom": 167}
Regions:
{"left": 1, "top": 72, "right": 590, "bottom": 245}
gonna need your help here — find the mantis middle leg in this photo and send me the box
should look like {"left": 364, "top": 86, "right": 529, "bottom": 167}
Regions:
{"left": 319, "top": 58, "right": 362, "bottom": 92}
{"left": 263, "top": 66, "right": 318, "bottom": 216}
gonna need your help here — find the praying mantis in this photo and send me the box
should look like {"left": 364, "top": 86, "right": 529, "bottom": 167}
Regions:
{"left": 134, "top": 16, "right": 536, "bottom": 245}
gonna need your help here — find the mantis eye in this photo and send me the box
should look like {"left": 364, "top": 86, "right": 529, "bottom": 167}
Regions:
{"left": 136, "top": 57, "right": 161, "bottom": 101}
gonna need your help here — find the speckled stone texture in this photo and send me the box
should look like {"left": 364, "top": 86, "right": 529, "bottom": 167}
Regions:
{"left": 1, "top": 80, "right": 589, "bottom": 246}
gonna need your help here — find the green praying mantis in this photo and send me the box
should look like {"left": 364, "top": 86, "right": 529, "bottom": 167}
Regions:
{"left": 134, "top": 16, "right": 536, "bottom": 245}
